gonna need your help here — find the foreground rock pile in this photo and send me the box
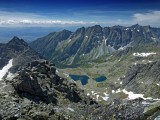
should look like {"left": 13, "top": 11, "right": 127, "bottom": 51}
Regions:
{"left": 90, "top": 98, "right": 160, "bottom": 120}
{"left": 0, "top": 60, "right": 96, "bottom": 120}
{"left": 13, "top": 60, "right": 83, "bottom": 103}
{"left": 0, "top": 60, "right": 160, "bottom": 120}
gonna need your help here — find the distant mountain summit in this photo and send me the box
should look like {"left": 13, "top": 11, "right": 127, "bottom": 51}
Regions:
{"left": 30, "top": 30, "right": 72, "bottom": 59}
{"left": 0, "top": 36, "right": 42, "bottom": 72}
{"left": 30, "top": 24, "right": 160, "bottom": 66}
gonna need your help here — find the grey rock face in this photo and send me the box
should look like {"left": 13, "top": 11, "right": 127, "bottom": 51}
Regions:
{"left": 30, "top": 30, "right": 72, "bottom": 59}
{"left": 12, "top": 60, "right": 84, "bottom": 103}
{"left": 121, "top": 61, "right": 160, "bottom": 98}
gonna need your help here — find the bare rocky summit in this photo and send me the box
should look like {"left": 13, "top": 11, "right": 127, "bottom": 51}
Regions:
{"left": 0, "top": 60, "right": 160, "bottom": 120}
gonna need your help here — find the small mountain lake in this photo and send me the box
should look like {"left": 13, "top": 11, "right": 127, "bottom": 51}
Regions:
{"left": 69, "top": 74, "right": 107, "bottom": 85}
{"left": 69, "top": 75, "right": 89, "bottom": 85}
{"left": 94, "top": 76, "right": 107, "bottom": 82}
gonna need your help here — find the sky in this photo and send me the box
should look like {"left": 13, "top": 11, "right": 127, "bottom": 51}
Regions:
{"left": 0, "top": 0, "right": 160, "bottom": 27}
{"left": 0, "top": 0, "right": 160, "bottom": 42}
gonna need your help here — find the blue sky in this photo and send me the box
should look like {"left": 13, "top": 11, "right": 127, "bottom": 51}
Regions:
{"left": 0, "top": 0, "right": 160, "bottom": 27}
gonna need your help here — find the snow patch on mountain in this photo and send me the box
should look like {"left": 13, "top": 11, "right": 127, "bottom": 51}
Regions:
{"left": 63, "top": 73, "right": 69, "bottom": 77}
{"left": 151, "top": 37, "right": 156, "bottom": 42}
{"left": 118, "top": 41, "right": 133, "bottom": 50}
{"left": 125, "top": 28, "right": 129, "bottom": 30}
{"left": 112, "top": 90, "right": 115, "bottom": 93}
{"left": 0, "top": 59, "right": 13, "bottom": 80}
{"left": 67, "top": 107, "right": 74, "bottom": 112}
{"left": 68, "top": 39, "right": 71, "bottom": 42}
{"left": 6, "top": 72, "right": 17, "bottom": 81}
{"left": 87, "top": 90, "right": 110, "bottom": 101}
{"left": 133, "top": 52, "right": 156, "bottom": 57}
{"left": 101, "top": 93, "right": 109, "bottom": 101}
{"left": 115, "top": 89, "right": 160, "bottom": 100}
{"left": 85, "top": 36, "right": 88, "bottom": 38}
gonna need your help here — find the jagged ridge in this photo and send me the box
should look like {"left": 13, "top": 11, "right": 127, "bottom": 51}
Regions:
{"left": 30, "top": 24, "right": 160, "bottom": 66}
{"left": 0, "top": 36, "right": 42, "bottom": 72}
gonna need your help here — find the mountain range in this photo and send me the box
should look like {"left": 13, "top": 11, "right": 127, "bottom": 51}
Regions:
{"left": 30, "top": 24, "right": 160, "bottom": 66}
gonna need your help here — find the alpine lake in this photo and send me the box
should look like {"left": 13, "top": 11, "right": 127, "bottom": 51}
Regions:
{"left": 69, "top": 75, "right": 107, "bottom": 85}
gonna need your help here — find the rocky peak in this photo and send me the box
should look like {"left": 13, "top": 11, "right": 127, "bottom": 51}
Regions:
{"left": 131, "top": 24, "right": 141, "bottom": 29}
{"left": 86, "top": 25, "right": 103, "bottom": 34}
{"left": 6, "top": 36, "right": 29, "bottom": 53}
{"left": 8, "top": 36, "right": 28, "bottom": 47}
{"left": 12, "top": 60, "right": 90, "bottom": 103}
{"left": 112, "top": 25, "right": 124, "bottom": 29}
{"left": 45, "top": 30, "right": 72, "bottom": 40}
{"left": 57, "top": 29, "right": 72, "bottom": 39}
{"left": 91, "top": 25, "right": 102, "bottom": 29}
{"left": 0, "top": 36, "right": 42, "bottom": 73}
{"left": 61, "top": 29, "right": 72, "bottom": 34}
{"left": 74, "top": 27, "right": 85, "bottom": 35}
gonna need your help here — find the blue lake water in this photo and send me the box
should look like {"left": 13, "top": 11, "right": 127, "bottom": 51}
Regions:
{"left": 69, "top": 74, "right": 107, "bottom": 85}
{"left": 69, "top": 75, "right": 89, "bottom": 85}
{"left": 94, "top": 76, "right": 107, "bottom": 82}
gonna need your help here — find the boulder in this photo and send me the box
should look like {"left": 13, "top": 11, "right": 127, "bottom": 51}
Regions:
{"left": 13, "top": 60, "right": 58, "bottom": 103}
{"left": 12, "top": 60, "right": 82, "bottom": 103}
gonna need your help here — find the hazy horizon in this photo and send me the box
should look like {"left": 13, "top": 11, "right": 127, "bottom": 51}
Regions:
{"left": 0, "top": 0, "right": 159, "bottom": 42}
{"left": 0, "top": 24, "right": 157, "bottom": 43}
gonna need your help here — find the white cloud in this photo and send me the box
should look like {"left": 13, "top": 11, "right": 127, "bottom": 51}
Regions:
{"left": 0, "top": 10, "right": 160, "bottom": 27}
{"left": 101, "top": 11, "right": 160, "bottom": 27}
{"left": 133, "top": 11, "right": 160, "bottom": 26}
{"left": 0, "top": 11, "right": 97, "bottom": 27}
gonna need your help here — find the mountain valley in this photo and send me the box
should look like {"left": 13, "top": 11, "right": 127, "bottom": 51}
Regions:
{"left": 29, "top": 24, "right": 160, "bottom": 102}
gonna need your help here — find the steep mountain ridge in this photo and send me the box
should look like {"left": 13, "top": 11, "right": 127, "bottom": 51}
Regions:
{"left": 0, "top": 36, "right": 42, "bottom": 72}
{"left": 121, "top": 61, "right": 160, "bottom": 98}
{"left": 30, "top": 24, "right": 160, "bottom": 66}
{"left": 31, "top": 30, "right": 72, "bottom": 59}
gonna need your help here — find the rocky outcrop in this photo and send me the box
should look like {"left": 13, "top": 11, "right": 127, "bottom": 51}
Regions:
{"left": 87, "top": 98, "right": 160, "bottom": 120}
{"left": 0, "top": 60, "right": 98, "bottom": 119}
{"left": 1, "top": 59, "right": 160, "bottom": 119}
{"left": 143, "top": 101, "right": 160, "bottom": 120}
{"left": 12, "top": 60, "right": 83, "bottom": 103}
{"left": 121, "top": 61, "right": 160, "bottom": 98}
